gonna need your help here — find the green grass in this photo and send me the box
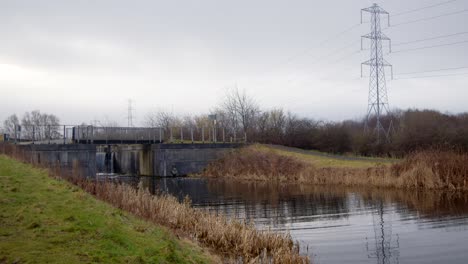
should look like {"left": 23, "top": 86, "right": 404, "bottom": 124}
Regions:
{"left": 0, "top": 155, "right": 213, "bottom": 264}
{"left": 257, "top": 144, "right": 395, "bottom": 168}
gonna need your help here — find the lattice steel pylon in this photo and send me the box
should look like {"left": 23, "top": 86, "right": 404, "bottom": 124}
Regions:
{"left": 127, "top": 99, "right": 134, "bottom": 127}
{"left": 361, "top": 4, "right": 393, "bottom": 143}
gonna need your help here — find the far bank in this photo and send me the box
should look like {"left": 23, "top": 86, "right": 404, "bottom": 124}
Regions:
{"left": 199, "top": 144, "right": 468, "bottom": 191}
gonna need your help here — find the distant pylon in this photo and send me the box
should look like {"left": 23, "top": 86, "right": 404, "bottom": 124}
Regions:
{"left": 361, "top": 3, "right": 393, "bottom": 143}
{"left": 127, "top": 99, "right": 134, "bottom": 127}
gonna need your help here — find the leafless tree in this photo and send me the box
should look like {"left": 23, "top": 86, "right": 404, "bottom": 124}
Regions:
{"left": 144, "top": 109, "right": 182, "bottom": 130}
{"left": 219, "top": 87, "right": 260, "bottom": 136}
{"left": 20, "top": 110, "right": 60, "bottom": 140}
{"left": 2, "top": 114, "right": 19, "bottom": 135}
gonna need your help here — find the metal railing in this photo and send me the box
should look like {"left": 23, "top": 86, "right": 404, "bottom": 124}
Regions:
{"left": 8, "top": 125, "right": 247, "bottom": 145}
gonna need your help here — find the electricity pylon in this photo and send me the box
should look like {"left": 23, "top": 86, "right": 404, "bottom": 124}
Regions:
{"left": 361, "top": 3, "right": 393, "bottom": 143}
{"left": 127, "top": 99, "right": 134, "bottom": 127}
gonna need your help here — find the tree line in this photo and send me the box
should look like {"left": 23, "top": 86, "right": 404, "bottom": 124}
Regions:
{"left": 2, "top": 89, "right": 468, "bottom": 156}
{"left": 142, "top": 88, "right": 468, "bottom": 156}
{"left": 2, "top": 111, "right": 61, "bottom": 140}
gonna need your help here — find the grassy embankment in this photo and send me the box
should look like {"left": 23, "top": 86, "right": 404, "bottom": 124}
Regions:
{"left": 0, "top": 155, "right": 214, "bottom": 263}
{"left": 201, "top": 144, "right": 468, "bottom": 190}
{"left": 0, "top": 152, "right": 309, "bottom": 264}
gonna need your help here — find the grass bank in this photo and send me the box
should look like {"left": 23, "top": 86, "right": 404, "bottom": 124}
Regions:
{"left": 201, "top": 144, "right": 468, "bottom": 190}
{"left": 0, "top": 155, "right": 213, "bottom": 263}
{"left": 0, "top": 151, "right": 309, "bottom": 263}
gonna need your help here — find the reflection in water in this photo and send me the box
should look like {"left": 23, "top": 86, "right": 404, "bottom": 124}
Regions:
{"left": 128, "top": 177, "right": 468, "bottom": 264}
{"left": 366, "top": 201, "right": 399, "bottom": 264}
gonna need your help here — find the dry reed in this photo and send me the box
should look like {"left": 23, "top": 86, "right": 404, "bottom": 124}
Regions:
{"left": 0, "top": 143, "right": 309, "bottom": 264}
{"left": 202, "top": 146, "right": 468, "bottom": 191}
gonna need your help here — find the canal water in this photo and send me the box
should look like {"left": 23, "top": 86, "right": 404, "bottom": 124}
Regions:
{"left": 124, "top": 176, "right": 468, "bottom": 264}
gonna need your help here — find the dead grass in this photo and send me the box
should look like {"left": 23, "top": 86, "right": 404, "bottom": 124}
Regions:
{"left": 202, "top": 145, "right": 468, "bottom": 191}
{"left": 391, "top": 149, "right": 468, "bottom": 190}
{"left": 258, "top": 145, "right": 389, "bottom": 169}
{"left": 0, "top": 143, "right": 309, "bottom": 264}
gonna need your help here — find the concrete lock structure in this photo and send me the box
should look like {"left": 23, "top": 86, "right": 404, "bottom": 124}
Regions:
{"left": 4, "top": 125, "right": 244, "bottom": 177}
{"left": 7, "top": 143, "right": 240, "bottom": 177}
{"left": 96, "top": 143, "right": 240, "bottom": 177}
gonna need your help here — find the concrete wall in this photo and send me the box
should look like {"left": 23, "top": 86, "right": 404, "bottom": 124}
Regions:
{"left": 100, "top": 143, "right": 241, "bottom": 177}
{"left": 152, "top": 144, "right": 240, "bottom": 177}
{"left": 104, "top": 145, "right": 153, "bottom": 176}
{"left": 17, "top": 144, "right": 97, "bottom": 177}
{"left": 5, "top": 143, "right": 239, "bottom": 178}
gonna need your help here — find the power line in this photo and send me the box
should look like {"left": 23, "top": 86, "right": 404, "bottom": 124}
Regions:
{"left": 394, "top": 72, "right": 468, "bottom": 80}
{"left": 269, "top": 23, "right": 362, "bottom": 69}
{"left": 393, "top": 31, "right": 468, "bottom": 46}
{"left": 306, "top": 40, "right": 360, "bottom": 66}
{"left": 390, "top": 9, "right": 468, "bottom": 27}
{"left": 361, "top": 3, "right": 393, "bottom": 143}
{"left": 396, "top": 65, "right": 468, "bottom": 75}
{"left": 392, "top": 39, "right": 468, "bottom": 53}
{"left": 331, "top": 49, "right": 361, "bottom": 64}
{"left": 393, "top": 0, "right": 458, "bottom": 17}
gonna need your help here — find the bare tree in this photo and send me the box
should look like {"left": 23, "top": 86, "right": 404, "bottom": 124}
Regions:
{"left": 144, "top": 109, "right": 181, "bottom": 130}
{"left": 2, "top": 114, "right": 19, "bottom": 135}
{"left": 21, "top": 110, "right": 60, "bottom": 140}
{"left": 219, "top": 87, "right": 260, "bottom": 136}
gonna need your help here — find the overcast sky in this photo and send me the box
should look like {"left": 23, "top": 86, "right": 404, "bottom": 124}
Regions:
{"left": 1, "top": 0, "right": 467, "bottom": 125}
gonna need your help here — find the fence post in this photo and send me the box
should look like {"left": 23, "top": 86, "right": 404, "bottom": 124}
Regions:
{"left": 223, "top": 128, "right": 225, "bottom": 143}
{"left": 191, "top": 127, "right": 194, "bottom": 144}
{"left": 63, "top": 125, "right": 66, "bottom": 145}
{"left": 213, "top": 127, "right": 216, "bottom": 143}
{"left": 105, "top": 127, "right": 108, "bottom": 145}
{"left": 14, "top": 124, "right": 17, "bottom": 144}
{"left": 180, "top": 127, "right": 183, "bottom": 143}
{"left": 32, "top": 126, "right": 35, "bottom": 144}
{"left": 202, "top": 127, "right": 205, "bottom": 143}
{"left": 244, "top": 132, "right": 247, "bottom": 143}
{"left": 170, "top": 127, "right": 173, "bottom": 143}
{"left": 159, "top": 128, "right": 162, "bottom": 143}
{"left": 48, "top": 125, "right": 51, "bottom": 144}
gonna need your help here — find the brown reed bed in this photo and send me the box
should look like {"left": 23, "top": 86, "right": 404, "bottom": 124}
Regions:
{"left": 0, "top": 143, "right": 309, "bottom": 264}
{"left": 201, "top": 145, "right": 468, "bottom": 191}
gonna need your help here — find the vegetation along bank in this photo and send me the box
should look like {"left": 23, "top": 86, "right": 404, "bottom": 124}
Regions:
{"left": 201, "top": 144, "right": 468, "bottom": 191}
{"left": 0, "top": 154, "right": 309, "bottom": 263}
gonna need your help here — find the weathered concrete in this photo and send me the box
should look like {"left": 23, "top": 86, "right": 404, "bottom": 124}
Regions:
{"left": 8, "top": 143, "right": 241, "bottom": 177}
{"left": 16, "top": 144, "right": 97, "bottom": 177}
{"left": 107, "top": 144, "right": 152, "bottom": 176}
{"left": 98, "top": 143, "right": 241, "bottom": 176}
{"left": 152, "top": 144, "right": 240, "bottom": 177}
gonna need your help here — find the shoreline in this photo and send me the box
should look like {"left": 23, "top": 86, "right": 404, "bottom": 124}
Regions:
{"left": 0, "top": 154, "right": 309, "bottom": 263}
{"left": 0, "top": 155, "right": 216, "bottom": 263}
{"left": 200, "top": 144, "right": 468, "bottom": 191}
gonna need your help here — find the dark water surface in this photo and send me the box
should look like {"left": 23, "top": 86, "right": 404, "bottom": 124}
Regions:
{"left": 125, "top": 177, "right": 468, "bottom": 264}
